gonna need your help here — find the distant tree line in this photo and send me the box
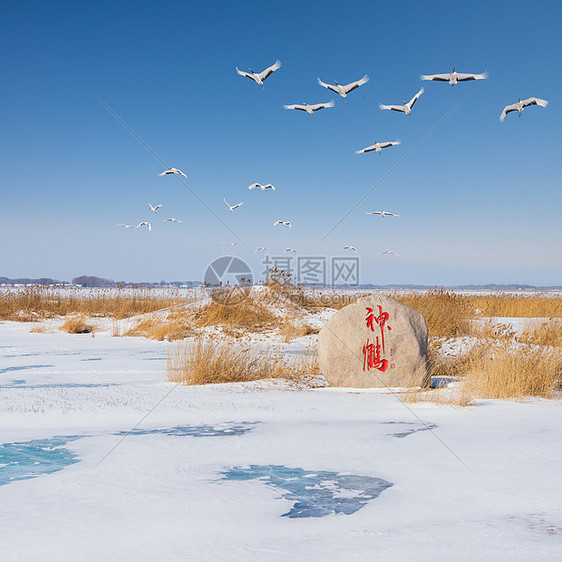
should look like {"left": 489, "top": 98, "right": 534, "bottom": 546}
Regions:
{"left": 71, "top": 275, "right": 118, "bottom": 287}
{"left": 0, "top": 277, "right": 63, "bottom": 285}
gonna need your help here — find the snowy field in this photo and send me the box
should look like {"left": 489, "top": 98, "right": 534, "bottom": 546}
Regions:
{"left": 1, "top": 320, "right": 561, "bottom": 561}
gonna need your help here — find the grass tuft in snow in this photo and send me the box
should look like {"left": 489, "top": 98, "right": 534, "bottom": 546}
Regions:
{"left": 59, "top": 315, "right": 95, "bottom": 334}
{"left": 124, "top": 311, "right": 192, "bottom": 341}
{"left": 167, "top": 338, "right": 320, "bottom": 385}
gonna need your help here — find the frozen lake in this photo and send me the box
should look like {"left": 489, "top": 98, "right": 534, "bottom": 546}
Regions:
{"left": 0, "top": 322, "right": 561, "bottom": 560}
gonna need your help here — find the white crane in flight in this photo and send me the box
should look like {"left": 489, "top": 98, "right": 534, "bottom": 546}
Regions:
{"left": 317, "top": 74, "right": 369, "bottom": 101}
{"left": 224, "top": 198, "right": 243, "bottom": 212}
{"left": 236, "top": 60, "right": 281, "bottom": 88}
{"left": 379, "top": 88, "right": 424, "bottom": 115}
{"left": 356, "top": 140, "right": 400, "bottom": 155}
{"left": 159, "top": 168, "right": 187, "bottom": 178}
{"left": 365, "top": 211, "right": 400, "bottom": 217}
{"left": 499, "top": 97, "right": 548, "bottom": 122}
{"left": 248, "top": 183, "right": 276, "bottom": 191}
{"left": 284, "top": 100, "right": 335, "bottom": 116}
{"left": 420, "top": 68, "right": 488, "bottom": 86}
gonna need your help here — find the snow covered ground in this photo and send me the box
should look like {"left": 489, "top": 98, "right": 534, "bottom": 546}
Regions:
{"left": 0, "top": 321, "right": 561, "bottom": 561}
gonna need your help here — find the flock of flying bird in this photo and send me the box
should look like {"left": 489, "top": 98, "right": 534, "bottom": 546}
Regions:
{"left": 118, "top": 60, "right": 549, "bottom": 259}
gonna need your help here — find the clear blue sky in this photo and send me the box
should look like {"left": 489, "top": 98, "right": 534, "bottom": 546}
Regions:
{"left": 1, "top": 0, "right": 560, "bottom": 285}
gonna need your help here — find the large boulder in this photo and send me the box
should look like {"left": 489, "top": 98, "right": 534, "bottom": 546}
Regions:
{"left": 318, "top": 295, "right": 430, "bottom": 388}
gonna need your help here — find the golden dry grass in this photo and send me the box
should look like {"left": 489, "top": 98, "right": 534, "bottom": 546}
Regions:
{"left": 193, "top": 297, "right": 280, "bottom": 332}
{"left": 121, "top": 291, "right": 317, "bottom": 341}
{"left": 427, "top": 337, "right": 474, "bottom": 379}
{"left": 390, "top": 288, "right": 472, "bottom": 338}
{"left": 59, "top": 315, "right": 95, "bottom": 334}
{"left": 468, "top": 318, "right": 517, "bottom": 340}
{"left": 167, "top": 338, "right": 320, "bottom": 385}
{"left": 124, "top": 312, "right": 192, "bottom": 341}
{"left": 0, "top": 286, "right": 192, "bottom": 321}
{"left": 192, "top": 292, "right": 317, "bottom": 339}
{"left": 408, "top": 339, "right": 562, "bottom": 406}
{"left": 518, "top": 319, "right": 562, "bottom": 348}
{"left": 469, "top": 293, "right": 562, "bottom": 318}
{"left": 279, "top": 322, "right": 319, "bottom": 342}
{"left": 463, "top": 344, "right": 562, "bottom": 399}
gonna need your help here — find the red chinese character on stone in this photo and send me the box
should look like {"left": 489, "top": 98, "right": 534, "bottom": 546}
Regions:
{"left": 362, "top": 337, "right": 389, "bottom": 372}
{"left": 365, "top": 306, "right": 392, "bottom": 353}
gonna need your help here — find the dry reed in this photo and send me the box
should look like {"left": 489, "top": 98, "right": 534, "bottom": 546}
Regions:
{"left": 0, "top": 286, "right": 192, "bottom": 321}
{"left": 408, "top": 340, "right": 561, "bottom": 406}
{"left": 167, "top": 338, "right": 320, "bottom": 385}
{"left": 469, "top": 293, "right": 562, "bottom": 318}
{"left": 124, "top": 312, "right": 192, "bottom": 341}
{"left": 192, "top": 292, "right": 316, "bottom": 339}
{"left": 464, "top": 344, "right": 562, "bottom": 399}
{"left": 469, "top": 319, "right": 517, "bottom": 340}
{"left": 518, "top": 319, "right": 562, "bottom": 348}
{"left": 279, "top": 322, "right": 319, "bottom": 342}
{"left": 390, "top": 288, "right": 472, "bottom": 338}
{"left": 193, "top": 297, "right": 280, "bottom": 331}
{"left": 59, "top": 315, "right": 95, "bottom": 334}
{"left": 427, "top": 337, "right": 474, "bottom": 379}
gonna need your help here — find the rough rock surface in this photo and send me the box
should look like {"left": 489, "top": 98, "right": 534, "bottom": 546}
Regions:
{"left": 318, "top": 295, "right": 430, "bottom": 388}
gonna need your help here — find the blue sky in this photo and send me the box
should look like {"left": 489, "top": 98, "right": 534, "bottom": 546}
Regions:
{"left": 1, "top": 0, "right": 560, "bottom": 285}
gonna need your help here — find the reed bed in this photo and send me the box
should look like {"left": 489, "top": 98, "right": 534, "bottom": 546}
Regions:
{"left": 0, "top": 286, "right": 193, "bottom": 321}
{"left": 408, "top": 340, "right": 562, "bottom": 405}
{"left": 391, "top": 289, "right": 472, "bottom": 338}
{"left": 464, "top": 344, "right": 562, "bottom": 399}
{"left": 518, "top": 319, "right": 562, "bottom": 348}
{"left": 469, "top": 293, "right": 562, "bottom": 318}
{"left": 167, "top": 338, "right": 320, "bottom": 385}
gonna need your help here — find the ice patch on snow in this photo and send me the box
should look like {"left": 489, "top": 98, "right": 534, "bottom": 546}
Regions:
{"left": 0, "top": 364, "right": 54, "bottom": 374}
{"left": 0, "top": 379, "right": 27, "bottom": 388}
{"left": 430, "top": 376, "right": 458, "bottom": 388}
{"left": 219, "top": 465, "right": 393, "bottom": 518}
{"left": 0, "top": 436, "right": 81, "bottom": 486}
{"left": 114, "top": 422, "right": 258, "bottom": 438}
